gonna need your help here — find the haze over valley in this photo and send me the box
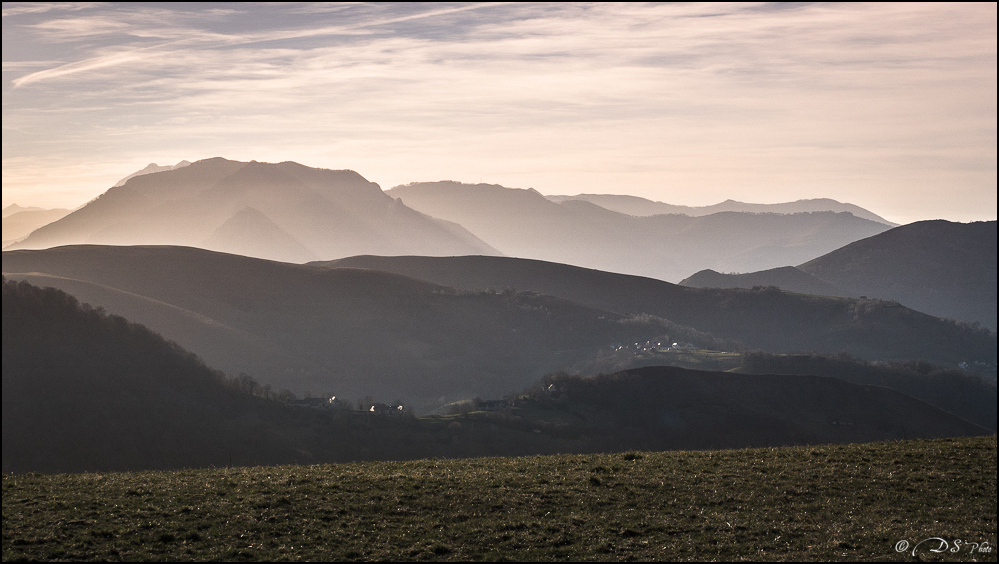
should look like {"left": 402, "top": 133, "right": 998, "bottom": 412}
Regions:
{"left": 2, "top": 4, "right": 996, "bottom": 559}
{"left": 2, "top": 153, "right": 996, "bottom": 466}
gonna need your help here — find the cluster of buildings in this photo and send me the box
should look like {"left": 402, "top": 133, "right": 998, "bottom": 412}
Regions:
{"left": 611, "top": 341, "right": 696, "bottom": 353}
{"left": 287, "top": 396, "right": 407, "bottom": 415}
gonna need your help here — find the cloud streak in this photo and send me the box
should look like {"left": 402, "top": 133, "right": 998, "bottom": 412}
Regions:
{"left": 3, "top": 3, "right": 995, "bottom": 223}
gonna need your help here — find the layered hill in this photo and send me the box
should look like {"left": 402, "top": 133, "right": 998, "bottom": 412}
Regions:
{"left": 547, "top": 194, "right": 896, "bottom": 225}
{"left": 321, "top": 254, "right": 996, "bottom": 367}
{"left": 7, "top": 158, "right": 497, "bottom": 262}
{"left": 4, "top": 277, "right": 990, "bottom": 475}
{"left": 680, "top": 266, "right": 848, "bottom": 297}
{"left": 681, "top": 220, "right": 997, "bottom": 330}
{"left": 2, "top": 204, "right": 46, "bottom": 218}
{"left": 2, "top": 245, "right": 705, "bottom": 411}
{"left": 387, "top": 181, "right": 892, "bottom": 282}
{"left": 2, "top": 207, "right": 72, "bottom": 247}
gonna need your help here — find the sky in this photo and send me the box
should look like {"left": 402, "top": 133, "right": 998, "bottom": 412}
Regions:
{"left": 2, "top": 2, "right": 996, "bottom": 224}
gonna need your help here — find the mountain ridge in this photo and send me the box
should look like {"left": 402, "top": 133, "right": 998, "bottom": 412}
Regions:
{"left": 547, "top": 194, "right": 897, "bottom": 225}
{"left": 7, "top": 158, "right": 499, "bottom": 262}
{"left": 388, "top": 181, "right": 893, "bottom": 282}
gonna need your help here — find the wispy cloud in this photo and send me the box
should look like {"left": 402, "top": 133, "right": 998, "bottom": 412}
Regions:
{"left": 2, "top": 3, "right": 995, "bottom": 222}
{"left": 1, "top": 2, "right": 100, "bottom": 18}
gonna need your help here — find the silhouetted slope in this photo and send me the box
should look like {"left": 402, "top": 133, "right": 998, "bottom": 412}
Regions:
{"left": 1, "top": 278, "right": 314, "bottom": 474}
{"left": 321, "top": 254, "right": 996, "bottom": 366}
{"left": 799, "top": 220, "right": 997, "bottom": 330}
{"left": 388, "top": 181, "right": 891, "bottom": 281}
{"left": 8, "top": 158, "right": 498, "bottom": 261}
{"left": 549, "top": 195, "right": 896, "bottom": 225}
{"left": 3, "top": 246, "right": 698, "bottom": 410}
{"left": 680, "top": 266, "right": 847, "bottom": 297}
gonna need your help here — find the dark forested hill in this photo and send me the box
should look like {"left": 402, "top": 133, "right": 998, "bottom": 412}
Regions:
{"left": 523, "top": 366, "right": 991, "bottom": 451}
{"left": 320, "top": 254, "right": 996, "bottom": 367}
{"left": 1, "top": 278, "right": 317, "bottom": 474}
{"left": 387, "top": 181, "right": 891, "bottom": 282}
{"left": 6, "top": 158, "right": 497, "bottom": 261}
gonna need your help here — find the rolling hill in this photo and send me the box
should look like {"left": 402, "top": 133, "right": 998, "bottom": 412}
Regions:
{"left": 320, "top": 254, "right": 996, "bottom": 367}
{"left": 388, "top": 181, "right": 893, "bottom": 282}
{"left": 6, "top": 158, "right": 498, "bottom": 262}
{"left": 681, "top": 220, "right": 997, "bottom": 330}
{"left": 680, "top": 266, "right": 847, "bottom": 297}
{"left": 3, "top": 245, "right": 707, "bottom": 411}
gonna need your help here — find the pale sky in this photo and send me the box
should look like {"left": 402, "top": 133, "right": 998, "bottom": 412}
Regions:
{"left": 2, "top": 2, "right": 996, "bottom": 224}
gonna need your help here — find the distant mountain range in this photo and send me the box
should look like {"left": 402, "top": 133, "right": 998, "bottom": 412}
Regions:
{"left": 681, "top": 220, "right": 997, "bottom": 330}
{"left": 546, "top": 194, "right": 897, "bottom": 225}
{"left": 3, "top": 204, "right": 46, "bottom": 218}
{"left": 2, "top": 207, "right": 72, "bottom": 247}
{"left": 6, "top": 158, "right": 498, "bottom": 261}
{"left": 388, "top": 181, "right": 892, "bottom": 282}
{"left": 6, "top": 159, "right": 898, "bottom": 281}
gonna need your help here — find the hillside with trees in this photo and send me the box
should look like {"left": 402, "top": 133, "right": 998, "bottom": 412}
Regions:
{"left": 321, "top": 254, "right": 996, "bottom": 367}
{"left": 2, "top": 278, "right": 315, "bottom": 473}
{"left": 4, "top": 277, "right": 990, "bottom": 475}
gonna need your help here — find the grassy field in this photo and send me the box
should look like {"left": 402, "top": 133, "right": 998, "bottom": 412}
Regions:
{"left": 3, "top": 436, "right": 996, "bottom": 562}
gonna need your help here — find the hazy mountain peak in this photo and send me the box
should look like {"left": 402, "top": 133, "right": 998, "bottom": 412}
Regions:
{"left": 113, "top": 160, "right": 192, "bottom": 187}
{"left": 8, "top": 158, "right": 495, "bottom": 262}
{"left": 2, "top": 204, "right": 45, "bottom": 218}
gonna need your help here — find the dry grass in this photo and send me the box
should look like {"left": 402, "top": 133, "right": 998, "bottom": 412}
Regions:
{"left": 3, "top": 436, "right": 996, "bottom": 561}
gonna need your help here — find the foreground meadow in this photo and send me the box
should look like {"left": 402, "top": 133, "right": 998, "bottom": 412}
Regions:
{"left": 3, "top": 436, "right": 996, "bottom": 562}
